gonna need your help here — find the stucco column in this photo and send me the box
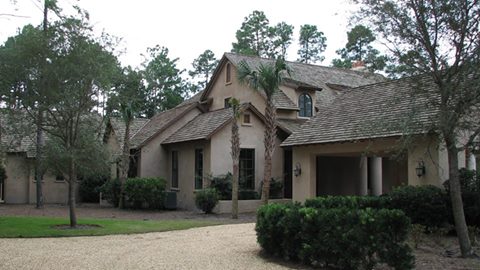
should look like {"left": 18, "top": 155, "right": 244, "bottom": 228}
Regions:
{"left": 359, "top": 156, "right": 368, "bottom": 196}
{"left": 370, "top": 157, "right": 383, "bottom": 196}
{"left": 467, "top": 152, "right": 477, "bottom": 171}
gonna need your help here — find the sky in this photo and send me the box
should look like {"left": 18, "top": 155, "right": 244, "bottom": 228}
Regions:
{"left": 1, "top": 0, "right": 358, "bottom": 73}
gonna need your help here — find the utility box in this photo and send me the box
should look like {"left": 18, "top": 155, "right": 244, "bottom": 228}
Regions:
{"left": 164, "top": 191, "right": 177, "bottom": 210}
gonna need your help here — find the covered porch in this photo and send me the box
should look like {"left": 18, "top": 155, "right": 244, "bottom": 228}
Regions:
{"left": 290, "top": 136, "right": 452, "bottom": 203}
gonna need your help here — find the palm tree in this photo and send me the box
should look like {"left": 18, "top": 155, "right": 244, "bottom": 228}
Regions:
{"left": 237, "top": 58, "right": 290, "bottom": 205}
{"left": 230, "top": 98, "right": 240, "bottom": 219}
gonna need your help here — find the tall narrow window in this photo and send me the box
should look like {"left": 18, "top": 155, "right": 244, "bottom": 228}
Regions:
{"left": 225, "top": 63, "right": 231, "bottom": 84}
{"left": 298, "top": 93, "right": 313, "bottom": 117}
{"left": 239, "top": 149, "right": 255, "bottom": 190}
{"left": 171, "top": 151, "right": 178, "bottom": 189}
{"left": 194, "top": 149, "right": 203, "bottom": 189}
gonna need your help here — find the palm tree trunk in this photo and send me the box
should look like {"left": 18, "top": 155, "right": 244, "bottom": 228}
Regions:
{"left": 446, "top": 140, "right": 472, "bottom": 257}
{"left": 231, "top": 102, "right": 240, "bottom": 219}
{"left": 118, "top": 118, "right": 131, "bottom": 209}
{"left": 261, "top": 99, "right": 277, "bottom": 205}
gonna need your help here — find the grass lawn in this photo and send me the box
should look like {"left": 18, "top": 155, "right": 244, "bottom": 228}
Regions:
{"left": 0, "top": 216, "right": 219, "bottom": 238}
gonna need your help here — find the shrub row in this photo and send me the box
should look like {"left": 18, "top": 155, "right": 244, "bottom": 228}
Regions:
{"left": 125, "top": 177, "right": 166, "bottom": 209}
{"left": 100, "top": 177, "right": 166, "bottom": 209}
{"left": 305, "top": 184, "right": 480, "bottom": 229}
{"left": 256, "top": 203, "right": 414, "bottom": 270}
{"left": 209, "top": 173, "right": 281, "bottom": 200}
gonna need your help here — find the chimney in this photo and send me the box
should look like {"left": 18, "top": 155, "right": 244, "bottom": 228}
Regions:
{"left": 351, "top": 60, "right": 367, "bottom": 72}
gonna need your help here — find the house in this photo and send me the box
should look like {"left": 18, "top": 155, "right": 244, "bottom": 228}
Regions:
{"left": 106, "top": 53, "right": 388, "bottom": 210}
{"left": 0, "top": 112, "right": 69, "bottom": 204}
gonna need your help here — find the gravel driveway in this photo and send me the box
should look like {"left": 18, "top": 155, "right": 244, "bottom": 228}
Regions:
{"left": 0, "top": 223, "right": 302, "bottom": 270}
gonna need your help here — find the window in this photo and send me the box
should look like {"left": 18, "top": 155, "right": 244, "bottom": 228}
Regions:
{"left": 225, "top": 63, "right": 231, "bottom": 84}
{"left": 298, "top": 93, "right": 313, "bottom": 117}
{"left": 243, "top": 113, "right": 251, "bottom": 124}
{"left": 194, "top": 149, "right": 203, "bottom": 189}
{"left": 171, "top": 151, "right": 178, "bottom": 189}
{"left": 224, "top": 97, "right": 232, "bottom": 108}
{"left": 239, "top": 149, "right": 255, "bottom": 190}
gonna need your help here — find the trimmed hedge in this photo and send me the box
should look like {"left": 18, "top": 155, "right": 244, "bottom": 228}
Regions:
{"left": 99, "top": 178, "right": 121, "bottom": 207}
{"left": 124, "top": 177, "right": 166, "bottom": 209}
{"left": 79, "top": 175, "right": 108, "bottom": 203}
{"left": 256, "top": 203, "right": 414, "bottom": 269}
{"left": 305, "top": 195, "right": 386, "bottom": 209}
{"left": 195, "top": 188, "right": 219, "bottom": 214}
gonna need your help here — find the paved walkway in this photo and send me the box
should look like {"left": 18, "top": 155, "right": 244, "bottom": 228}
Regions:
{"left": 0, "top": 223, "right": 305, "bottom": 270}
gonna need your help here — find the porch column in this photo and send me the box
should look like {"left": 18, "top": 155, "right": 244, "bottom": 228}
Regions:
{"left": 359, "top": 156, "right": 368, "bottom": 196}
{"left": 467, "top": 152, "right": 477, "bottom": 171}
{"left": 370, "top": 157, "right": 383, "bottom": 196}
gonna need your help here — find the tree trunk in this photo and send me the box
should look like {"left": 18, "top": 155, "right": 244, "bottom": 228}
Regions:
{"left": 118, "top": 117, "right": 131, "bottom": 209}
{"left": 446, "top": 141, "right": 472, "bottom": 257}
{"left": 232, "top": 163, "right": 239, "bottom": 219}
{"left": 35, "top": 110, "right": 44, "bottom": 208}
{"left": 231, "top": 103, "right": 240, "bottom": 219}
{"left": 261, "top": 99, "right": 276, "bottom": 205}
{"left": 68, "top": 158, "right": 77, "bottom": 228}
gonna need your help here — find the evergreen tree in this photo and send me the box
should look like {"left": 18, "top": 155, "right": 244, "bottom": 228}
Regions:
{"left": 297, "top": 24, "right": 327, "bottom": 64}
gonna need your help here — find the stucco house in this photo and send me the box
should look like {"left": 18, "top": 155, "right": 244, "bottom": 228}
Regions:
{"left": 106, "top": 53, "right": 398, "bottom": 210}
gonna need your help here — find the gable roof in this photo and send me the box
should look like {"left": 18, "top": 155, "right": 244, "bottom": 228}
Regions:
{"left": 130, "top": 102, "right": 199, "bottom": 148}
{"left": 162, "top": 103, "right": 288, "bottom": 145}
{"left": 200, "top": 53, "right": 385, "bottom": 113}
{"left": 281, "top": 75, "right": 439, "bottom": 147}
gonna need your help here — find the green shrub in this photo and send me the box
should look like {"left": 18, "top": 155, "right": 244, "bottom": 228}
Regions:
{"left": 256, "top": 203, "right": 414, "bottom": 269}
{"left": 238, "top": 189, "right": 259, "bottom": 200}
{"left": 79, "top": 175, "right": 108, "bottom": 203}
{"left": 305, "top": 195, "right": 386, "bottom": 209}
{"left": 444, "top": 168, "right": 480, "bottom": 193}
{"left": 387, "top": 185, "right": 449, "bottom": 229}
{"left": 195, "top": 188, "right": 219, "bottom": 214}
{"left": 124, "top": 177, "right": 166, "bottom": 209}
{"left": 209, "top": 173, "right": 232, "bottom": 200}
{"left": 98, "top": 178, "right": 121, "bottom": 207}
{"left": 458, "top": 191, "right": 480, "bottom": 227}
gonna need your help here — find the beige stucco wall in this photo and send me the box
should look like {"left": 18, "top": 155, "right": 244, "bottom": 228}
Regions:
{"left": 165, "top": 140, "right": 210, "bottom": 210}
{"left": 138, "top": 108, "right": 201, "bottom": 184}
{"left": 209, "top": 110, "right": 284, "bottom": 194}
{"left": 407, "top": 135, "right": 466, "bottom": 186}
{"left": 208, "top": 63, "right": 266, "bottom": 112}
{"left": 4, "top": 153, "right": 69, "bottom": 204}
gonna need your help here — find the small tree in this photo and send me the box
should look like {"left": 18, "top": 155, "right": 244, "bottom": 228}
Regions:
{"left": 297, "top": 24, "right": 327, "bottom": 64}
{"left": 237, "top": 58, "right": 290, "bottom": 205}
{"left": 356, "top": 0, "right": 480, "bottom": 257}
{"left": 331, "top": 25, "right": 387, "bottom": 72}
{"left": 230, "top": 98, "right": 240, "bottom": 219}
{"left": 189, "top": 50, "right": 218, "bottom": 92}
{"left": 107, "top": 67, "right": 145, "bottom": 209}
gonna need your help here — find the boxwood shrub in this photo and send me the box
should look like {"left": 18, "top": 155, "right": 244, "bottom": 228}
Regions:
{"left": 256, "top": 203, "right": 414, "bottom": 269}
{"left": 387, "top": 185, "right": 450, "bottom": 229}
{"left": 195, "top": 188, "right": 220, "bottom": 214}
{"left": 305, "top": 195, "right": 387, "bottom": 209}
{"left": 124, "top": 177, "right": 166, "bottom": 209}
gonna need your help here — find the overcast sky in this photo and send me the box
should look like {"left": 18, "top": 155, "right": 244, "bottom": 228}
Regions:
{"left": 1, "top": 0, "right": 358, "bottom": 72}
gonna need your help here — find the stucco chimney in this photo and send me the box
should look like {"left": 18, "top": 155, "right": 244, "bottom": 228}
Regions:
{"left": 351, "top": 60, "right": 367, "bottom": 72}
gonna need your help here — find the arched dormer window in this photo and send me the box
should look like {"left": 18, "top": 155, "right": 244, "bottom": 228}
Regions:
{"left": 298, "top": 93, "right": 313, "bottom": 117}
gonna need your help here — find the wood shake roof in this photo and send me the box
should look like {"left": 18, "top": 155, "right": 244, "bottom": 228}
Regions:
{"left": 108, "top": 117, "right": 149, "bottom": 149}
{"left": 162, "top": 108, "right": 233, "bottom": 144}
{"left": 130, "top": 102, "right": 198, "bottom": 148}
{"left": 281, "top": 75, "right": 439, "bottom": 147}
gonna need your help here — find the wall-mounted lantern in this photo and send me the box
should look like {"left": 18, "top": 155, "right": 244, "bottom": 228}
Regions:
{"left": 416, "top": 161, "right": 426, "bottom": 177}
{"left": 294, "top": 162, "right": 302, "bottom": 177}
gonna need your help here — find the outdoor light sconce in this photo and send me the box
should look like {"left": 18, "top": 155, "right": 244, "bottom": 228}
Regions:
{"left": 294, "top": 163, "right": 302, "bottom": 177}
{"left": 416, "top": 161, "right": 426, "bottom": 177}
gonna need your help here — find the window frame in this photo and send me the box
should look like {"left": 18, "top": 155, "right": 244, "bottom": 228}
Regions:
{"left": 239, "top": 148, "right": 255, "bottom": 190}
{"left": 298, "top": 93, "right": 313, "bottom": 117}
{"left": 194, "top": 148, "right": 204, "bottom": 190}
{"left": 171, "top": 151, "right": 179, "bottom": 189}
{"left": 225, "top": 63, "right": 232, "bottom": 84}
{"left": 242, "top": 113, "right": 251, "bottom": 125}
